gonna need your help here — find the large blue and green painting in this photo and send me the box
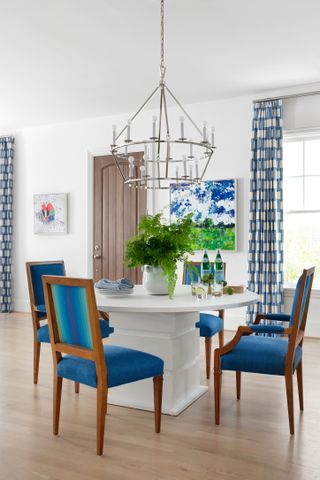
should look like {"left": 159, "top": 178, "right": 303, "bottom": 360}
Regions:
{"left": 170, "top": 179, "right": 237, "bottom": 251}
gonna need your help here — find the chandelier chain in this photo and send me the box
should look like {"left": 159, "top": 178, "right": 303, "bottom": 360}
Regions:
{"left": 160, "top": 0, "right": 165, "bottom": 78}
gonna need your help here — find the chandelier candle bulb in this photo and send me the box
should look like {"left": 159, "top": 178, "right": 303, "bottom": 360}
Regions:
{"left": 127, "top": 119, "right": 131, "bottom": 142}
{"left": 112, "top": 125, "right": 117, "bottom": 145}
{"left": 203, "top": 121, "right": 207, "bottom": 142}
{"left": 128, "top": 156, "right": 134, "bottom": 179}
{"left": 166, "top": 139, "right": 170, "bottom": 160}
{"left": 189, "top": 140, "right": 193, "bottom": 158}
{"left": 180, "top": 116, "right": 185, "bottom": 139}
{"left": 195, "top": 158, "right": 199, "bottom": 179}
{"left": 152, "top": 140, "right": 156, "bottom": 161}
{"left": 211, "top": 127, "right": 215, "bottom": 146}
{"left": 176, "top": 165, "right": 179, "bottom": 181}
{"left": 144, "top": 154, "right": 149, "bottom": 176}
{"left": 183, "top": 155, "right": 187, "bottom": 177}
{"left": 189, "top": 165, "right": 193, "bottom": 179}
{"left": 140, "top": 165, "right": 146, "bottom": 182}
{"left": 152, "top": 116, "right": 157, "bottom": 138}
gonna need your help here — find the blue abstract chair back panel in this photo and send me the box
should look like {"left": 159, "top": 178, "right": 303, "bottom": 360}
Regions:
{"left": 30, "top": 262, "right": 65, "bottom": 306}
{"left": 51, "top": 284, "right": 93, "bottom": 349}
{"left": 184, "top": 262, "right": 216, "bottom": 285}
{"left": 184, "top": 263, "right": 201, "bottom": 285}
{"left": 289, "top": 273, "right": 312, "bottom": 328}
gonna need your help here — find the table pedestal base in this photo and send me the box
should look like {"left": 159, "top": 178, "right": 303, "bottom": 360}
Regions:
{"left": 106, "top": 310, "right": 208, "bottom": 416}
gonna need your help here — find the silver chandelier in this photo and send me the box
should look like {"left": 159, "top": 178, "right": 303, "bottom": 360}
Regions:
{"left": 110, "top": 0, "right": 216, "bottom": 190}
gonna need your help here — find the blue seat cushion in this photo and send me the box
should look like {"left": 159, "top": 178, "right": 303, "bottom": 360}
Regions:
{"left": 37, "top": 320, "right": 114, "bottom": 343}
{"left": 37, "top": 324, "right": 51, "bottom": 343}
{"left": 57, "top": 345, "right": 164, "bottom": 388}
{"left": 221, "top": 335, "right": 302, "bottom": 376}
{"left": 36, "top": 304, "right": 47, "bottom": 313}
{"left": 195, "top": 313, "right": 223, "bottom": 338}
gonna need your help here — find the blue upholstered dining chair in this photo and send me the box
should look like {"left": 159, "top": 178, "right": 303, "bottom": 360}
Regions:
{"left": 184, "top": 261, "right": 225, "bottom": 379}
{"left": 26, "top": 261, "right": 114, "bottom": 390}
{"left": 42, "top": 276, "right": 164, "bottom": 456}
{"left": 214, "top": 267, "right": 315, "bottom": 434}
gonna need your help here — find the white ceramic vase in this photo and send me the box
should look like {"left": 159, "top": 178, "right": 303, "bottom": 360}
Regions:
{"left": 143, "top": 265, "right": 168, "bottom": 295}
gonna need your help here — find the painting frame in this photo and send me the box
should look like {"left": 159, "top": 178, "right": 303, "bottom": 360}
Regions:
{"left": 33, "top": 193, "right": 68, "bottom": 234}
{"left": 170, "top": 179, "right": 237, "bottom": 252}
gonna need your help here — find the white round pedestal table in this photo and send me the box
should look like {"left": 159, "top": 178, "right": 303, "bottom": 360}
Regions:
{"left": 96, "top": 285, "right": 258, "bottom": 416}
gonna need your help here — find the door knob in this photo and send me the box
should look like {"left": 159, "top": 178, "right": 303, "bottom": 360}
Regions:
{"left": 93, "top": 254, "right": 101, "bottom": 259}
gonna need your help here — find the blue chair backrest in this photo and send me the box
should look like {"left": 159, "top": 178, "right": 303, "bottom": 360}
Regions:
{"left": 184, "top": 263, "right": 201, "bottom": 285}
{"left": 51, "top": 284, "right": 93, "bottom": 349}
{"left": 30, "top": 262, "right": 65, "bottom": 306}
{"left": 289, "top": 272, "right": 312, "bottom": 328}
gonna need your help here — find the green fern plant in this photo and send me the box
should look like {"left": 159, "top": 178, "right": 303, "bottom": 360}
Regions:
{"left": 125, "top": 213, "right": 197, "bottom": 298}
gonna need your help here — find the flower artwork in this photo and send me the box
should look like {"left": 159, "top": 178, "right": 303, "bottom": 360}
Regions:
{"left": 41, "top": 202, "right": 55, "bottom": 223}
{"left": 34, "top": 193, "right": 68, "bottom": 234}
{"left": 170, "top": 179, "right": 237, "bottom": 251}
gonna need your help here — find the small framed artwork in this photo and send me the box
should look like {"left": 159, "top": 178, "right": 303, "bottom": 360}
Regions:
{"left": 33, "top": 193, "right": 68, "bottom": 234}
{"left": 170, "top": 179, "right": 237, "bottom": 251}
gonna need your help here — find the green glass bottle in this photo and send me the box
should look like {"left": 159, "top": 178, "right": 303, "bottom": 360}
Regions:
{"left": 214, "top": 249, "right": 224, "bottom": 283}
{"left": 201, "top": 249, "right": 211, "bottom": 279}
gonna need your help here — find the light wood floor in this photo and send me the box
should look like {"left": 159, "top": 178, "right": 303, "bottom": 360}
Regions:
{"left": 0, "top": 313, "right": 319, "bottom": 480}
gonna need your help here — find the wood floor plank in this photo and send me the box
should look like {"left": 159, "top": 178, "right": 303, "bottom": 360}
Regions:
{"left": 0, "top": 313, "right": 319, "bottom": 479}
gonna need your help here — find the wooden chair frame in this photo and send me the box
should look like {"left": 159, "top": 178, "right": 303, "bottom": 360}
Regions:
{"left": 26, "top": 261, "right": 67, "bottom": 385}
{"left": 43, "top": 276, "right": 163, "bottom": 455}
{"left": 183, "top": 261, "right": 226, "bottom": 379}
{"left": 214, "top": 267, "right": 315, "bottom": 434}
{"left": 26, "top": 261, "right": 110, "bottom": 393}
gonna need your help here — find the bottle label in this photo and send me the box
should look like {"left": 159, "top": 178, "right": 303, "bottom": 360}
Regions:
{"left": 215, "top": 270, "right": 224, "bottom": 283}
{"left": 201, "top": 267, "right": 211, "bottom": 278}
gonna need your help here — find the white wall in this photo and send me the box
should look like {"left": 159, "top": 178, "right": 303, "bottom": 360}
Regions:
{"left": 8, "top": 86, "right": 320, "bottom": 336}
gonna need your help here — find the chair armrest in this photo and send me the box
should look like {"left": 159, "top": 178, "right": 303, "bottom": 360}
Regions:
{"left": 215, "top": 324, "right": 293, "bottom": 362}
{"left": 98, "top": 310, "right": 110, "bottom": 322}
{"left": 215, "top": 326, "right": 252, "bottom": 356}
{"left": 254, "top": 313, "right": 291, "bottom": 324}
{"left": 250, "top": 324, "right": 285, "bottom": 335}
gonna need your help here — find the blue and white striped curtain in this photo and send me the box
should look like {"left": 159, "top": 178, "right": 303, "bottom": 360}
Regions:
{"left": 0, "top": 137, "right": 14, "bottom": 313}
{"left": 247, "top": 100, "right": 283, "bottom": 323}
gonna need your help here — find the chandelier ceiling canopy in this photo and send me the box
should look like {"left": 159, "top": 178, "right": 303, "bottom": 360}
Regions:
{"left": 111, "top": 0, "right": 216, "bottom": 190}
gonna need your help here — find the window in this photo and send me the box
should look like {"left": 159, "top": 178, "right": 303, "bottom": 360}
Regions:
{"left": 283, "top": 134, "right": 320, "bottom": 289}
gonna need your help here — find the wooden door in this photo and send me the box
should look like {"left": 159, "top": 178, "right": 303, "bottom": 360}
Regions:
{"left": 93, "top": 153, "right": 147, "bottom": 284}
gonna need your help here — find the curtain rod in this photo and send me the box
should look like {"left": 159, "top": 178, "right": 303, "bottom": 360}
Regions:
{"left": 253, "top": 89, "right": 320, "bottom": 104}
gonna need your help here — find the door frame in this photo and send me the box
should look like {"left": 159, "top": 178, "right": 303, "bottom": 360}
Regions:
{"left": 86, "top": 149, "right": 155, "bottom": 279}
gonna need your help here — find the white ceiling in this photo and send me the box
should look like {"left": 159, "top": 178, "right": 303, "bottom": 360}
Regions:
{"left": 1, "top": 0, "right": 320, "bottom": 130}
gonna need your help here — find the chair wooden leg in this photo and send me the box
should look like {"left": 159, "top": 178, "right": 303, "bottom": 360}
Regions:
{"left": 33, "top": 341, "right": 41, "bottom": 384}
{"left": 214, "top": 350, "right": 221, "bottom": 425}
{"left": 205, "top": 337, "right": 212, "bottom": 379}
{"left": 236, "top": 371, "right": 241, "bottom": 400}
{"left": 53, "top": 376, "right": 63, "bottom": 435}
{"left": 153, "top": 375, "right": 163, "bottom": 433}
{"left": 74, "top": 382, "right": 80, "bottom": 394}
{"left": 214, "top": 369, "right": 221, "bottom": 425}
{"left": 297, "top": 362, "right": 304, "bottom": 411}
{"left": 285, "top": 372, "right": 294, "bottom": 435}
{"left": 96, "top": 387, "right": 107, "bottom": 456}
{"left": 218, "top": 329, "right": 224, "bottom": 348}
